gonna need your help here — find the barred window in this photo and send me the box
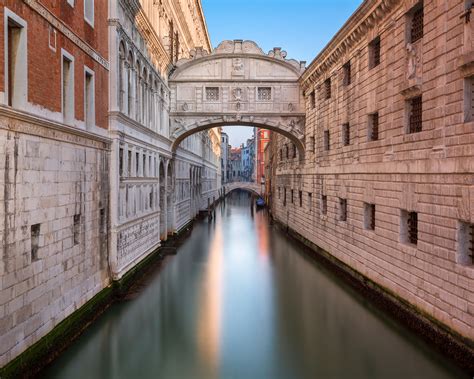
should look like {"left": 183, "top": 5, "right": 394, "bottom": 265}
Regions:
{"left": 408, "top": 96, "right": 422, "bottom": 133}
{"left": 205, "top": 87, "right": 219, "bottom": 101}
{"left": 368, "top": 112, "right": 379, "bottom": 141}
{"left": 339, "top": 198, "right": 347, "bottom": 222}
{"left": 466, "top": 76, "right": 474, "bottom": 122}
{"left": 369, "top": 36, "right": 381, "bottom": 69}
{"left": 308, "top": 192, "right": 313, "bottom": 212}
{"left": 342, "top": 123, "right": 350, "bottom": 146}
{"left": 457, "top": 221, "right": 474, "bottom": 266}
{"left": 258, "top": 87, "right": 272, "bottom": 101}
{"left": 324, "top": 78, "right": 331, "bottom": 99}
{"left": 364, "top": 203, "right": 376, "bottom": 230}
{"left": 324, "top": 130, "right": 330, "bottom": 151}
{"left": 310, "top": 91, "right": 316, "bottom": 109}
{"left": 343, "top": 61, "right": 351, "bottom": 86}
{"left": 401, "top": 210, "right": 418, "bottom": 245}
{"left": 410, "top": 3, "right": 424, "bottom": 43}
{"left": 321, "top": 195, "right": 328, "bottom": 215}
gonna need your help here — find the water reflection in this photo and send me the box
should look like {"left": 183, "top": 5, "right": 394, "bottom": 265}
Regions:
{"left": 43, "top": 191, "right": 467, "bottom": 379}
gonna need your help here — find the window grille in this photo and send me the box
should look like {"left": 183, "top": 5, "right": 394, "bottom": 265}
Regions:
{"left": 410, "top": 5, "right": 424, "bottom": 43}
{"left": 408, "top": 212, "right": 418, "bottom": 245}
{"left": 342, "top": 123, "right": 350, "bottom": 146}
{"left": 324, "top": 130, "right": 330, "bottom": 151}
{"left": 258, "top": 87, "right": 272, "bottom": 101}
{"left": 339, "top": 198, "right": 347, "bottom": 221}
{"left": 369, "top": 112, "right": 379, "bottom": 141}
{"left": 343, "top": 61, "right": 351, "bottom": 86}
{"left": 470, "top": 77, "right": 474, "bottom": 121}
{"left": 324, "top": 78, "right": 331, "bottom": 99}
{"left": 408, "top": 96, "right": 422, "bottom": 133}
{"left": 206, "top": 87, "right": 219, "bottom": 101}
{"left": 369, "top": 36, "right": 381, "bottom": 69}
{"left": 321, "top": 195, "right": 328, "bottom": 215}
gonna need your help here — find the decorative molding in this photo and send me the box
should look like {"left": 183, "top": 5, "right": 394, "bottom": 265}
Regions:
{"left": 22, "top": 0, "right": 109, "bottom": 70}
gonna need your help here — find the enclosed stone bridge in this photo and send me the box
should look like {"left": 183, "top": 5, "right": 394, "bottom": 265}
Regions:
{"left": 224, "top": 181, "right": 262, "bottom": 196}
{"left": 169, "top": 40, "right": 306, "bottom": 155}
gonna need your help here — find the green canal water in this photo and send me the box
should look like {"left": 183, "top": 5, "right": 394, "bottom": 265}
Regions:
{"left": 43, "top": 191, "right": 468, "bottom": 379}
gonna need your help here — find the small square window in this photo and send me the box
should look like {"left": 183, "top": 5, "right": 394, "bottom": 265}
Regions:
{"left": 205, "top": 87, "right": 219, "bottom": 101}
{"left": 339, "top": 198, "right": 347, "bottom": 222}
{"left": 457, "top": 221, "right": 474, "bottom": 266}
{"left": 368, "top": 112, "right": 379, "bottom": 141}
{"left": 258, "top": 87, "right": 272, "bottom": 101}
{"left": 343, "top": 61, "right": 351, "bottom": 86}
{"left": 408, "top": 96, "right": 422, "bottom": 133}
{"left": 369, "top": 36, "right": 381, "bottom": 69}
{"left": 324, "top": 130, "right": 330, "bottom": 151}
{"left": 364, "top": 203, "right": 376, "bottom": 230}
{"left": 321, "top": 195, "right": 328, "bottom": 215}
{"left": 342, "top": 123, "right": 350, "bottom": 146}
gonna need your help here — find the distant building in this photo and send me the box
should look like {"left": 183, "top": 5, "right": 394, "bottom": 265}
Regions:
{"left": 221, "top": 131, "right": 230, "bottom": 183}
{"left": 257, "top": 129, "right": 270, "bottom": 184}
{"left": 241, "top": 130, "right": 256, "bottom": 181}
{"left": 230, "top": 147, "right": 242, "bottom": 181}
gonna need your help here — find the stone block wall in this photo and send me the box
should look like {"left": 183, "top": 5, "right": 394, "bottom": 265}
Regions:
{"left": 272, "top": 0, "right": 474, "bottom": 341}
{"left": 0, "top": 109, "right": 110, "bottom": 366}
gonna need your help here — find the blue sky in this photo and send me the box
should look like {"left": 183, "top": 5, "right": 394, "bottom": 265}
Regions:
{"left": 202, "top": 0, "right": 363, "bottom": 147}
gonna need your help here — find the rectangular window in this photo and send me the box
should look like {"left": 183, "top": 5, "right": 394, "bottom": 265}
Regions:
{"left": 135, "top": 152, "right": 139, "bottom": 175}
{"left": 285, "top": 144, "right": 289, "bottom": 159}
{"left": 84, "top": 0, "right": 94, "bottom": 27}
{"left": 299, "top": 191, "right": 302, "bottom": 207}
{"left": 278, "top": 187, "right": 281, "bottom": 199}
{"left": 283, "top": 188, "right": 287, "bottom": 207}
{"left": 409, "top": 3, "right": 424, "bottom": 43}
{"left": 342, "top": 123, "right": 350, "bottom": 146}
{"left": 84, "top": 68, "right": 95, "bottom": 128}
{"left": 142, "top": 155, "right": 146, "bottom": 176}
{"left": 401, "top": 210, "right": 418, "bottom": 245}
{"left": 62, "top": 51, "right": 74, "bottom": 123}
{"left": 73, "top": 214, "right": 81, "bottom": 245}
{"left": 343, "top": 61, "right": 351, "bottom": 86}
{"left": 291, "top": 189, "right": 294, "bottom": 204}
{"left": 6, "top": 13, "right": 27, "bottom": 108}
{"left": 364, "top": 203, "right": 376, "bottom": 230}
{"left": 308, "top": 192, "right": 312, "bottom": 212}
{"left": 457, "top": 221, "right": 474, "bottom": 266}
{"left": 321, "top": 195, "right": 328, "bottom": 215}
{"left": 324, "top": 130, "right": 330, "bottom": 151}
{"left": 465, "top": 76, "right": 474, "bottom": 122}
{"left": 127, "top": 150, "right": 132, "bottom": 176}
{"left": 309, "top": 91, "right": 316, "bottom": 109}
{"left": 258, "top": 87, "right": 272, "bottom": 101}
{"left": 119, "top": 148, "right": 124, "bottom": 176}
{"left": 369, "top": 36, "right": 381, "bottom": 69}
{"left": 292, "top": 144, "right": 297, "bottom": 159}
{"left": 368, "top": 112, "right": 379, "bottom": 141}
{"left": 324, "top": 78, "right": 331, "bottom": 99}
{"left": 205, "top": 87, "right": 219, "bottom": 101}
{"left": 31, "top": 224, "right": 40, "bottom": 261}
{"left": 408, "top": 95, "right": 422, "bottom": 133}
{"left": 309, "top": 136, "right": 315, "bottom": 153}
{"left": 339, "top": 198, "right": 347, "bottom": 222}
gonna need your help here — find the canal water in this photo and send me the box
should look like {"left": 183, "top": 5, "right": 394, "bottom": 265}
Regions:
{"left": 43, "top": 191, "right": 467, "bottom": 379}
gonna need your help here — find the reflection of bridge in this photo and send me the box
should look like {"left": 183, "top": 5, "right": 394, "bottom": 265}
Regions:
{"left": 224, "top": 182, "right": 262, "bottom": 196}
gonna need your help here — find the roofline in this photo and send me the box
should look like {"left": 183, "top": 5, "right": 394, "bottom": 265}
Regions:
{"left": 195, "top": 0, "right": 213, "bottom": 52}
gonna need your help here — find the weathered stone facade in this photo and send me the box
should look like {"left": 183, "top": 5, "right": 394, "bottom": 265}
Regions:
{"left": 0, "top": 0, "right": 110, "bottom": 367}
{"left": 272, "top": 0, "right": 474, "bottom": 341}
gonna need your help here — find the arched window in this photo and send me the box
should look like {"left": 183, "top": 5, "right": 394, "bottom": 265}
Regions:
{"left": 127, "top": 52, "right": 133, "bottom": 116}
{"left": 118, "top": 41, "right": 126, "bottom": 112}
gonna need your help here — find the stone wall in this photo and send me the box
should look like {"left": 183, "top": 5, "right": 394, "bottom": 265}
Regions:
{"left": 272, "top": 0, "right": 474, "bottom": 341}
{"left": 0, "top": 109, "right": 110, "bottom": 367}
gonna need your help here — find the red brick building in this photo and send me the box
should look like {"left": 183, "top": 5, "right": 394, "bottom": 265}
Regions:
{"left": 256, "top": 128, "right": 270, "bottom": 183}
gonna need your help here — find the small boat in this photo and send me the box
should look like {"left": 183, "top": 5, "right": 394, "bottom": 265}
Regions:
{"left": 256, "top": 197, "right": 265, "bottom": 209}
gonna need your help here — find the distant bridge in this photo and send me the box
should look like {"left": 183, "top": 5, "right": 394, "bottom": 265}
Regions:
{"left": 224, "top": 182, "right": 262, "bottom": 196}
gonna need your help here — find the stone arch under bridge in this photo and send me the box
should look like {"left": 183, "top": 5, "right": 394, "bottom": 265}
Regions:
{"left": 169, "top": 40, "right": 307, "bottom": 155}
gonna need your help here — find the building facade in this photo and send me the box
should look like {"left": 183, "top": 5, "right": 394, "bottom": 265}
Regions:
{"left": 108, "top": 0, "right": 220, "bottom": 280}
{"left": 271, "top": 0, "right": 474, "bottom": 341}
{"left": 230, "top": 147, "right": 242, "bottom": 182}
{"left": 0, "top": 0, "right": 110, "bottom": 367}
{"left": 221, "top": 131, "right": 230, "bottom": 183}
{"left": 257, "top": 128, "right": 271, "bottom": 183}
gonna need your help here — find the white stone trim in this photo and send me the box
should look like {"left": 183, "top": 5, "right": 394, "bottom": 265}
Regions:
{"left": 61, "top": 48, "right": 75, "bottom": 125}
{"left": 84, "top": 65, "right": 95, "bottom": 129}
{"left": 84, "top": 0, "right": 94, "bottom": 28}
{"left": 4, "top": 7, "right": 28, "bottom": 109}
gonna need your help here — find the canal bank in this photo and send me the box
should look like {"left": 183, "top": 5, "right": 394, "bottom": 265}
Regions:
{"left": 34, "top": 191, "right": 469, "bottom": 378}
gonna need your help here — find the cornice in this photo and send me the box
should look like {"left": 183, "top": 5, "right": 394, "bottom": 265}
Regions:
{"left": 300, "top": 0, "right": 401, "bottom": 90}
{"left": 194, "top": 0, "right": 212, "bottom": 52}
